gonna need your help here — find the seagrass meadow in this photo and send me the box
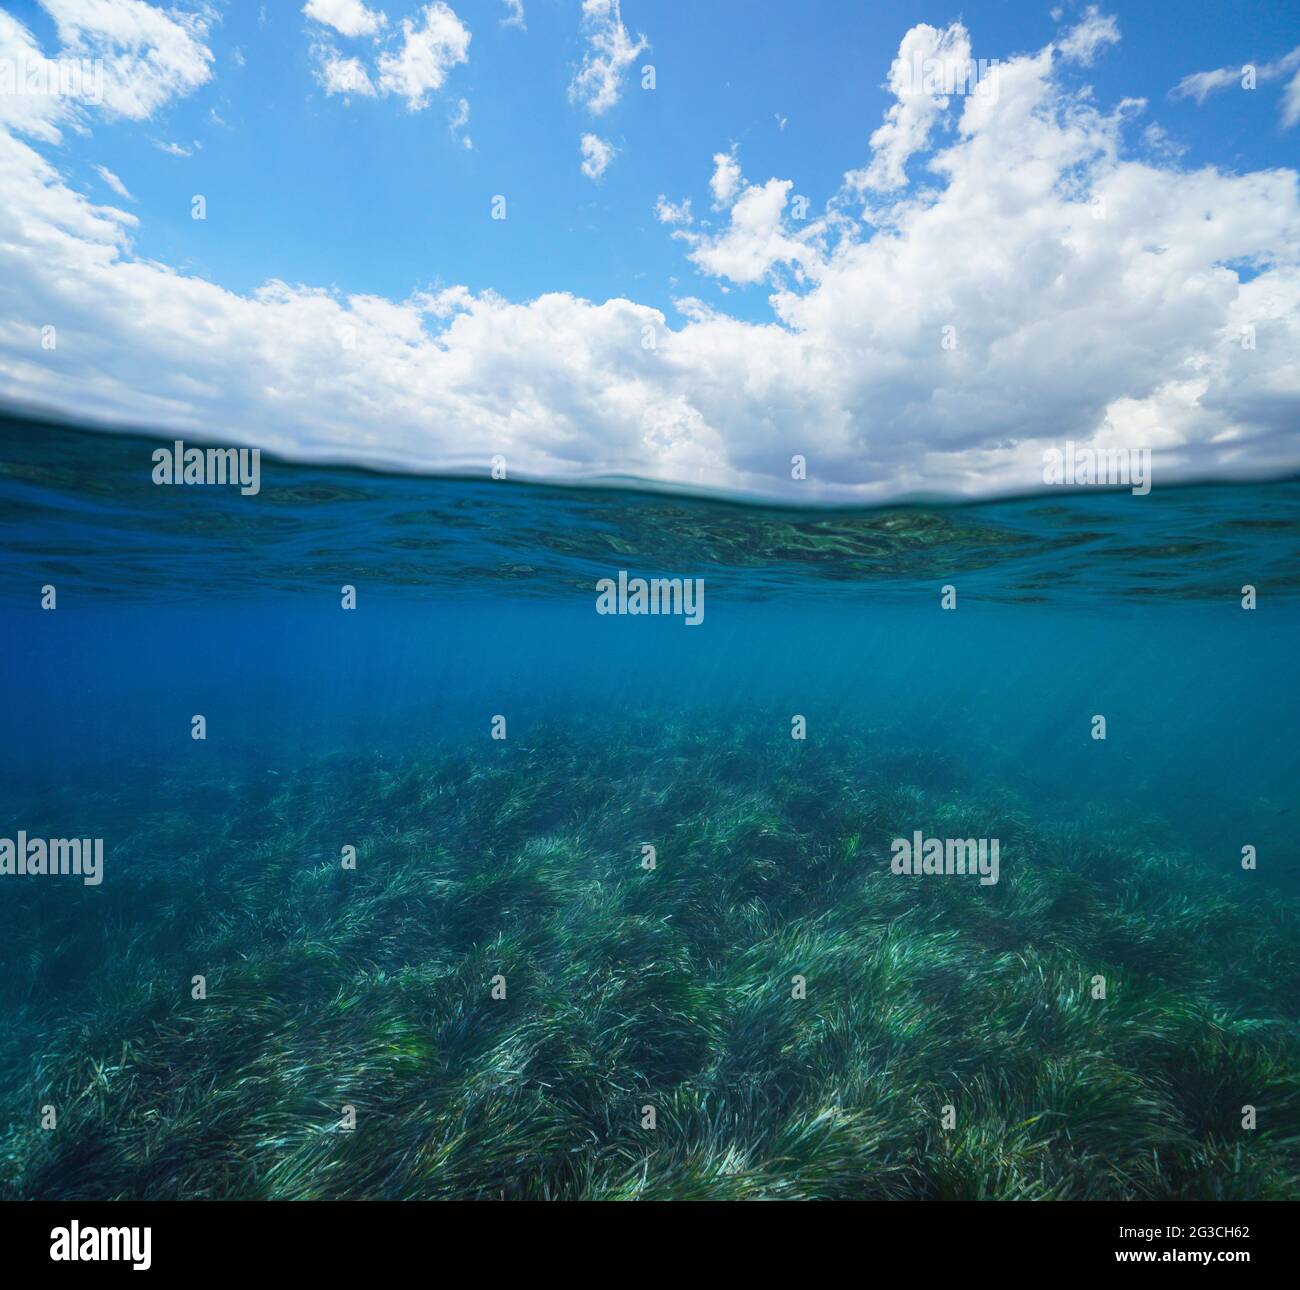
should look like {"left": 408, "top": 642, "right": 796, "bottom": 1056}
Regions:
{"left": 1, "top": 416, "right": 1298, "bottom": 1200}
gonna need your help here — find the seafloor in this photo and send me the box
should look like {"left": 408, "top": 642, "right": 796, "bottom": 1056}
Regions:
{"left": 2, "top": 716, "right": 1297, "bottom": 1200}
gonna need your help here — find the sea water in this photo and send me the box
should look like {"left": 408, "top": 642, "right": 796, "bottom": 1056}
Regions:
{"left": 1, "top": 412, "right": 1297, "bottom": 1199}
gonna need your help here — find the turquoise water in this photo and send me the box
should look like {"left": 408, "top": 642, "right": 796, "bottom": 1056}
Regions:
{"left": 1, "top": 413, "right": 1298, "bottom": 1199}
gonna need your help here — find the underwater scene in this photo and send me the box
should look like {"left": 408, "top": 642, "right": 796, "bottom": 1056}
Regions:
{"left": 1, "top": 412, "right": 1297, "bottom": 1201}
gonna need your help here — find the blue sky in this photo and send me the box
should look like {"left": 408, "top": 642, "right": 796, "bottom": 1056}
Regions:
{"left": 19, "top": 0, "right": 1299, "bottom": 311}
{"left": 1, "top": 1, "right": 1298, "bottom": 498}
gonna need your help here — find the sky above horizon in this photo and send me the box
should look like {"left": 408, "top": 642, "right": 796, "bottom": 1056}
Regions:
{"left": 1, "top": 0, "right": 1298, "bottom": 500}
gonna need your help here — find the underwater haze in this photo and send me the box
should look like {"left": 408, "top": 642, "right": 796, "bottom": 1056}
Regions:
{"left": 1, "top": 413, "right": 1298, "bottom": 1200}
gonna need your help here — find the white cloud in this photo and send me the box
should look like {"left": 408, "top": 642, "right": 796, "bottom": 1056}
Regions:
{"left": 153, "top": 139, "right": 194, "bottom": 156}
{"left": 0, "top": 3, "right": 209, "bottom": 145}
{"left": 654, "top": 195, "right": 692, "bottom": 225}
{"left": 375, "top": 2, "right": 470, "bottom": 110}
{"left": 93, "top": 162, "right": 132, "bottom": 199}
{"left": 1057, "top": 6, "right": 1119, "bottom": 67}
{"left": 1172, "top": 45, "right": 1300, "bottom": 128}
{"left": 569, "top": 0, "right": 647, "bottom": 116}
{"left": 303, "top": 0, "right": 387, "bottom": 39}
{"left": 850, "top": 21, "right": 974, "bottom": 192}
{"left": 1171, "top": 66, "right": 1241, "bottom": 105}
{"left": 0, "top": 12, "right": 73, "bottom": 143}
{"left": 670, "top": 152, "right": 823, "bottom": 287}
{"left": 313, "top": 49, "right": 375, "bottom": 97}
{"left": 579, "top": 132, "right": 615, "bottom": 180}
{"left": 2, "top": 16, "right": 1299, "bottom": 501}
{"left": 690, "top": 178, "right": 815, "bottom": 284}
{"left": 1284, "top": 68, "right": 1300, "bottom": 129}
{"left": 39, "top": 0, "right": 214, "bottom": 121}
{"left": 310, "top": 1, "right": 469, "bottom": 111}
{"left": 449, "top": 95, "right": 471, "bottom": 148}
{"left": 708, "top": 149, "right": 742, "bottom": 207}
{"left": 500, "top": 0, "right": 525, "bottom": 30}
{"left": 1141, "top": 122, "right": 1184, "bottom": 159}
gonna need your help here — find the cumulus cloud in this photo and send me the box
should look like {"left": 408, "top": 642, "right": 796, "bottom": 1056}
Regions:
{"left": 309, "top": 1, "right": 469, "bottom": 110}
{"left": 499, "top": 0, "right": 524, "bottom": 30}
{"left": 1, "top": 12, "right": 1299, "bottom": 501}
{"left": 38, "top": 0, "right": 213, "bottom": 121}
{"left": 569, "top": 0, "right": 647, "bottom": 116}
{"left": 654, "top": 195, "right": 692, "bottom": 225}
{"left": 313, "top": 49, "right": 375, "bottom": 97}
{"left": 579, "top": 132, "right": 615, "bottom": 180}
{"left": 376, "top": 2, "right": 470, "bottom": 109}
{"left": 708, "top": 149, "right": 742, "bottom": 207}
{"left": 1057, "top": 6, "right": 1120, "bottom": 67}
{"left": 850, "top": 21, "right": 975, "bottom": 192}
{"left": 303, "top": 0, "right": 387, "bottom": 39}
{"left": 666, "top": 151, "right": 824, "bottom": 287}
{"left": 0, "top": 12, "right": 75, "bottom": 142}
{"left": 0, "top": 2, "right": 209, "bottom": 142}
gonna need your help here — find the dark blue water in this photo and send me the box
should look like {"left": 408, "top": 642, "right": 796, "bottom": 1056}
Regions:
{"left": 1, "top": 413, "right": 1297, "bottom": 1199}
{"left": 3, "top": 415, "right": 1295, "bottom": 876}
